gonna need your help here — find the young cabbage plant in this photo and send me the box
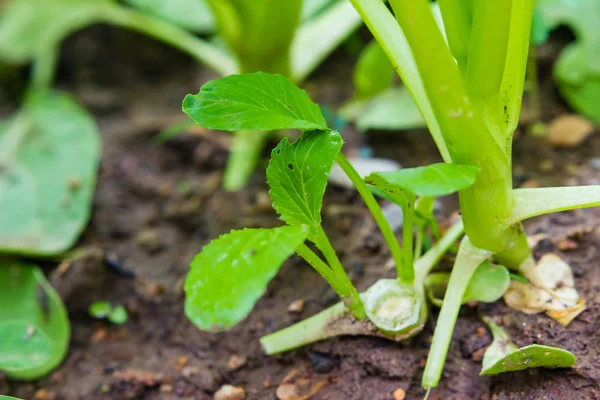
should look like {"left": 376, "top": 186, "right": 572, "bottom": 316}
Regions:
{"left": 348, "top": 0, "right": 600, "bottom": 388}
{"left": 0, "top": 0, "right": 364, "bottom": 191}
{"left": 182, "top": 72, "right": 470, "bottom": 353}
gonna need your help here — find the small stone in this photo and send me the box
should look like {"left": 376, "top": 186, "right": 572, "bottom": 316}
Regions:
{"left": 287, "top": 299, "right": 304, "bottom": 313}
{"left": 214, "top": 385, "right": 245, "bottom": 400}
{"left": 520, "top": 179, "right": 541, "bottom": 189}
{"left": 91, "top": 328, "right": 107, "bottom": 343}
{"left": 556, "top": 238, "right": 579, "bottom": 251}
{"left": 392, "top": 388, "right": 406, "bottom": 400}
{"left": 146, "top": 282, "right": 165, "bottom": 299}
{"left": 136, "top": 229, "right": 162, "bottom": 253}
{"left": 227, "top": 355, "right": 247, "bottom": 370}
{"left": 476, "top": 327, "right": 486, "bottom": 337}
{"left": 175, "top": 356, "right": 189, "bottom": 371}
{"left": 255, "top": 191, "right": 272, "bottom": 211}
{"left": 547, "top": 114, "right": 594, "bottom": 148}
{"left": 589, "top": 157, "right": 600, "bottom": 171}
{"left": 160, "top": 384, "right": 173, "bottom": 393}
{"left": 34, "top": 389, "right": 56, "bottom": 400}
{"left": 276, "top": 383, "right": 298, "bottom": 400}
{"left": 310, "top": 352, "right": 336, "bottom": 373}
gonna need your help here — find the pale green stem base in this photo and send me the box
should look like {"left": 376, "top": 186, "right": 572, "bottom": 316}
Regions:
{"left": 223, "top": 130, "right": 271, "bottom": 192}
{"left": 422, "top": 237, "right": 491, "bottom": 389}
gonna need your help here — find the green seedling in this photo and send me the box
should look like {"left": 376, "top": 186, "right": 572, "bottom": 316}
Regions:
{"left": 345, "top": 0, "right": 600, "bottom": 389}
{"left": 0, "top": 0, "right": 364, "bottom": 191}
{"left": 183, "top": 72, "right": 472, "bottom": 354}
{"left": 0, "top": 261, "right": 70, "bottom": 380}
{"left": 535, "top": 0, "right": 600, "bottom": 124}
{"left": 89, "top": 302, "right": 128, "bottom": 325}
{"left": 480, "top": 316, "right": 576, "bottom": 376}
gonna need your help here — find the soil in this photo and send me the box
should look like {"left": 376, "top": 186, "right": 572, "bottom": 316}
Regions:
{"left": 2, "top": 25, "right": 600, "bottom": 400}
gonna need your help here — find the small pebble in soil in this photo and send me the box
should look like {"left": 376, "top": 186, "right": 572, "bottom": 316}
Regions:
{"left": 310, "top": 352, "right": 336, "bottom": 373}
{"left": 214, "top": 385, "right": 245, "bottom": 400}
{"left": 547, "top": 114, "right": 594, "bottom": 148}
{"left": 392, "top": 388, "right": 406, "bottom": 400}
{"left": 136, "top": 229, "right": 163, "bottom": 253}
{"left": 589, "top": 157, "right": 600, "bottom": 171}
{"left": 34, "top": 389, "right": 56, "bottom": 400}
{"left": 160, "top": 384, "right": 173, "bottom": 393}
{"left": 287, "top": 299, "right": 305, "bottom": 313}
{"left": 227, "top": 355, "right": 247, "bottom": 371}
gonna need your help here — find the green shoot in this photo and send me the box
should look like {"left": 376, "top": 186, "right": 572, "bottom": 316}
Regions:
{"left": 480, "top": 316, "right": 576, "bottom": 375}
{"left": 89, "top": 302, "right": 129, "bottom": 325}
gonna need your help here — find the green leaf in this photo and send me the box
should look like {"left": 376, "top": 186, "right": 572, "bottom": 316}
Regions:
{"left": 353, "top": 40, "right": 395, "bottom": 99}
{"left": 366, "top": 163, "right": 479, "bottom": 198}
{"left": 363, "top": 172, "right": 415, "bottom": 209}
{"left": 183, "top": 72, "right": 327, "bottom": 132}
{"left": 0, "top": 91, "right": 101, "bottom": 255}
{"left": 355, "top": 87, "right": 426, "bottom": 131}
{"left": 89, "top": 301, "right": 112, "bottom": 319}
{"left": 266, "top": 130, "right": 342, "bottom": 240}
{"left": 0, "top": 261, "right": 70, "bottom": 380}
{"left": 124, "top": 0, "right": 215, "bottom": 33}
{"left": 108, "top": 306, "right": 128, "bottom": 325}
{"left": 0, "top": 0, "right": 108, "bottom": 64}
{"left": 480, "top": 316, "right": 576, "bottom": 376}
{"left": 537, "top": 0, "right": 600, "bottom": 123}
{"left": 424, "top": 261, "right": 509, "bottom": 306}
{"left": 463, "top": 261, "right": 510, "bottom": 303}
{"left": 301, "top": 0, "right": 337, "bottom": 21}
{"left": 185, "top": 226, "right": 309, "bottom": 331}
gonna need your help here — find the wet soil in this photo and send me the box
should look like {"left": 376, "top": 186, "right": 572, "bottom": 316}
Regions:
{"left": 2, "top": 25, "right": 600, "bottom": 400}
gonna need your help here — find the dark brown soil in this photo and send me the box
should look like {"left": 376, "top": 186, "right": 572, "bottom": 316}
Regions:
{"left": 2, "top": 25, "right": 600, "bottom": 400}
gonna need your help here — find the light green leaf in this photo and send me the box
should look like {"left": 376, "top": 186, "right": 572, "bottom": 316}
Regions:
{"left": 537, "top": 0, "right": 600, "bottom": 123}
{"left": 424, "top": 261, "right": 509, "bottom": 306}
{"left": 185, "top": 226, "right": 309, "bottom": 331}
{"left": 266, "top": 130, "right": 342, "bottom": 240}
{"left": 463, "top": 261, "right": 510, "bottom": 303}
{"left": 89, "top": 301, "right": 112, "bottom": 319}
{"left": 356, "top": 87, "right": 426, "bottom": 131}
{"left": 353, "top": 40, "right": 395, "bottom": 99}
{"left": 480, "top": 316, "right": 576, "bottom": 376}
{"left": 0, "top": 91, "right": 101, "bottom": 256}
{"left": 124, "top": 0, "right": 215, "bottom": 33}
{"left": 367, "top": 163, "right": 479, "bottom": 198}
{"left": 0, "top": 261, "right": 70, "bottom": 380}
{"left": 108, "top": 306, "right": 128, "bottom": 325}
{"left": 0, "top": 0, "right": 108, "bottom": 64}
{"left": 183, "top": 73, "right": 327, "bottom": 132}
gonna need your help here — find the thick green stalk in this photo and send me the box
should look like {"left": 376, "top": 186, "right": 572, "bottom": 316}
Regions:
{"left": 422, "top": 237, "right": 491, "bottom": 388}
{"left": 101, "top": 2, "right": 237, "bottom": 76}
{"left": 31, "top": 46, "right": 59, "bottom": 91}
{"left": 437, "top": 0, "right": 472, "bottom": 68}
{"left": 389, "top": 0, "right": 514, "bottom": 252}
{"left": 335, "top": 153, "right": 408, "bottom": 283}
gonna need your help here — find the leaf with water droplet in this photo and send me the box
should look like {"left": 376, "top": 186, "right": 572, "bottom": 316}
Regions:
{"left": 185, "top": 226, "right": 308, "bottom": 331}
{"left": 480, "top": 316, "right": 576, "bottom": 376}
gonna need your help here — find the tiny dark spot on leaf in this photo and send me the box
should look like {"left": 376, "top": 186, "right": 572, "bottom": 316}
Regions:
{"left": 288, "top": 164, "right": 294, "bottom": 171}
{"left": 276, "top": 149, "right": 281, "bottom": 154}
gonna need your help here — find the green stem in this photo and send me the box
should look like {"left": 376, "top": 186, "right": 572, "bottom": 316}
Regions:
{"left": 314, "top": 227, "right": 365, "bottom": 319}
{"left": 100, "top": 2, "right": 237, "bottom": 76}
{"left": 223, "top": 130, "right": 271, "bottom": 192}
{"left": 414, "top": 219, "right": 464, "bottom": 282}
{"left": 422, "top": 237, "right": 491, "bottom": 388}
{"left": 296, "top": 243, "right": 352, "bottom": 302}
{"left": 335, "top": 153, "right": 408, "bottom": 283}
{"left": 437, "top": 0, "right": 472, "bottom": 69}
{"left": 260, "top": 302, "right": 347, "bottom": 354}
{"left": 31, "top": 46, "right": 59, "bottom": 91}
{"left": 414, "top": 228, "right": 424, "bottom": 260}
{"left": 402, "top": 203, "right": 415, "bottom": 278}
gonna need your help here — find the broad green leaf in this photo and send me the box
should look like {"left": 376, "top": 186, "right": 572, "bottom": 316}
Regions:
{"left": 0, "top": 0, "right": 108, "bottom": 64}
{"left": 0, "top": 91, "right": 101, "bottom": 255}
{"left": 367, "top": 163, "right": 479, "bottom": 198}
{"left": 353, "top": 40, "right": 395, "bottom": 99}
{"left": 185, "top": 226, "right": 308, "bottom": 331}
{"left": 124, "top": 0, "right": 215, "bottom": 33}
{"left": 0, "top": 261, "right": 70, "bottom": 380}
{"left": 108, "top": 306, "right": 128, "bottom": 325}
{"left": 89, "top": 301, "right": 112, "bottom": 319}
{"left": 480, "top": 316, "right": 576, "bottom": 376}
{"left": 356, "top": 87, "right": 426, "bottom": 131}
{"left": 0, "top": 396, "right": 24, "bottom": 400}
{"left": 537, "top": 0, "right": 600, "bottom": 123}
{"left": 183, "top": 73, "right": 327, "bottom": 131}
{"left": 266, "top": 130, "right": 342, "bottom": 240}
{"left": 463, "top": 261, "right": 510, "bottom": 303}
